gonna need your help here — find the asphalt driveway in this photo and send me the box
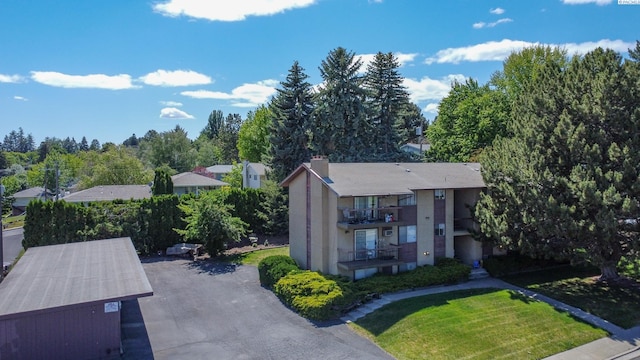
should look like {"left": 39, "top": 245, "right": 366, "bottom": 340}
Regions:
{"left": 124, "top": 257, "right": 394, "bottom": 360}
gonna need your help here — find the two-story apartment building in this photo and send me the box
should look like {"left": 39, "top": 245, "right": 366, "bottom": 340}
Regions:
{"left": 281, "top": 157, "right": 490, "bottom": 280}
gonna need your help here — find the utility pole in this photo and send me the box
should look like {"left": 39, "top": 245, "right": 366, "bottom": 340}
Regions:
{"left": 55, "top": 161, "right": 60, "bottom": 200}
{"left": 0, "top": 184, "right": 5, "bottom": 280}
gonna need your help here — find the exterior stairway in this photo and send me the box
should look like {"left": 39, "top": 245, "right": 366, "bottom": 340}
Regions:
{"left": 469, "top": 267, "right": 490, "bottom": 280}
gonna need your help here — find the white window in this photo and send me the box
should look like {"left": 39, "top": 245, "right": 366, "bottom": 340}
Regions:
{"left": 354, "top": 196, "right": 378, "bottom": 220}
{"left": 435, "top": 189, "right": 446, "bottom": 200}
{"left": 435, "top": 223, "right": 445, "bottom": 236}
{"left": 253, "top": 175, "right": 258, "bottom": 180}
{"left": 398, "top": 225, "right": 417, "bottom": 244}
{"left": 355, "top": 229, "right": 377, "bottom": 260}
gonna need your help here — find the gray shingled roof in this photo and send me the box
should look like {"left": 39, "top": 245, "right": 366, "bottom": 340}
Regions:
{"left": 247, "top": 163, "right": 268, "bottom": 176}
{"left": 11, "top": 187, "right": 46, "bottom": 199}
{"left": 172, "top": 172, "right": 228, "bottom": 187}
{"left": 285, "top": 162, "right": 484, "bottom": 197}
{"left": 62, "top": 185, "right": 152, "bottom": 203}
{"left": 0, "top": 237, "right": 153, "bottom": 319}
{"left": 206, "top": 165, "right": 234, "bottom": 174}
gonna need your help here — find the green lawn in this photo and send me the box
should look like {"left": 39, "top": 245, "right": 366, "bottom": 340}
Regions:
{"left": 350, "top": 288, "right": 607, "bottom": 360}
{"left": 503, "top": 266, "right": 640, "bottom": 329}
{"left": 2, "top": 214, "right": 25, "bottom": 229}
{"left": 223, "top": 245, "right": 289, "bottom": 266}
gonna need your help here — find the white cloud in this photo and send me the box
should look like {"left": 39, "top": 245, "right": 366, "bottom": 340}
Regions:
{"left": 425, "top": 38, "right": 634, "bottom": 64}
{"left": 153, "top": 0, "right": 317, "bottom": 21}
{"left": 160, "top": 100, "right": 183, "bottom": 107}
{"left": 424, "top": 103, "right": 439, "bottom": 114}
{"left": 181, "top": 79, "right": 278, "bottom": 107}
{"left": 140, "top": 69, "right": 212, "bottom": 87}
{"left": 562, "top": 0, "right": 612, "bottom": 5}
{"left": 473, "top": 18, "right": 513, "bottom": 29}
{"left": 30, "top": 71, "right": 137, "bottom": 90}
{"left": 356, "top": 52, "right": 418, "bottom": 73}
{"left": 13, "top": 96, "right": 28, "bottom": 101}
{"left": 159, "top": 107, "right": 195, "bottom": 119}
{"left": 0, "top": 74, "right": 24, "bottom": 83}
{"left": 403, "top": 74, "right": 466, "bottom": 103}
{"left": 490, "top": 7, "right": 505, "bottom": 14}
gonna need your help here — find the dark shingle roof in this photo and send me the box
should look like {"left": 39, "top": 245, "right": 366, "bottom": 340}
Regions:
{"left": 0, "top": 237, "right": 153, "bottom": 319}
{"left": 283, "top": 162, "right": 484, "bottom": 197}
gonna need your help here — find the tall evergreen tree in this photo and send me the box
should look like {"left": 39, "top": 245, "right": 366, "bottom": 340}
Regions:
{"left": 79, "top": 136, "right": 89, "bottom": 151}
{"left": 311, "top": 47, "right": 369, "bottom": 161}
{"left": 363, "top": 52, "right": 409, "bottom": 161}
{"left": 266, "top": 61, "right": 314, "bottom": 182}
{"left": 475, "top": 47, "right": 640, "bottom": 281}
{"left": 201, "top": 110, "right": 225, "bottom": 140}
{"left": 152, "top": 166, "right": 174, "bottom": 195}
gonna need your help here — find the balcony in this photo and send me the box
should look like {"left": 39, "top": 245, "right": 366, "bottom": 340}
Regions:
{"left": 337, "top": 207, "right": 407, "bottom": 230}
{"left": 337, "top": 246, "right": 405, "bottom": 271}
{"left": 453, "top": 217, "right": 475, "bottom": 236}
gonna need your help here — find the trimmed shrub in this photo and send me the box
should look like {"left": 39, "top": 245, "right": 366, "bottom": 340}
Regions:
{"left": 258, "top": 255, "right": 299, "bottom": 288}
{"left": 274, "top": 271, "right": 343, "bottom": 320}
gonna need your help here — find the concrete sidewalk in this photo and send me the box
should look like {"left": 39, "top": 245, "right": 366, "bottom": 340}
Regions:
{"left": 340, "top": 277, "right": 640, "bottom": 360}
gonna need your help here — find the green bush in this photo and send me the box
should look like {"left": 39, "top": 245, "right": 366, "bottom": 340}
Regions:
{"left": 354, "top": 262, "right": 471, "bottom": 295}
{"left": 483, "top": 253, "right": 557, "bottom": 277}
{"left": 274, "top": 271, "right": 343, "bottom": 320}
{"left": 258, "top": 255, "right": 299, "bottom": 288}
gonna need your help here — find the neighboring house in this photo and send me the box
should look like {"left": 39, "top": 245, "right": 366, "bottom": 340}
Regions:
{"left": 171, "top": 172, "right": 228, "bottom": 196}
{"left": 62, "top": 185, "right": 152, "bottom": 205}
{"left": 242, "top": 161, "right": 268, "bottom": 189}
{"left": 205, "top": 165, "right": 234, "bottom": 181}
{"left": 400, "top": 142, "right": 430, "bottom": 157}
{"left": 281, "top": 157, "right": 495, "bottom": 280}
{"left": 11, "top": 187, "right": 46, "bottom": 215}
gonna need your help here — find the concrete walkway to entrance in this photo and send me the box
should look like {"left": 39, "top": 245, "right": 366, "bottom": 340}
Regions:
{"left": 340, "top": 277, "right": 640, "bottom": 360}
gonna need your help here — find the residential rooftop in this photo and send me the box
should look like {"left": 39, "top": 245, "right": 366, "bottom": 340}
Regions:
{"left": 62, "top": 184, "right": 152, "bottom": 203}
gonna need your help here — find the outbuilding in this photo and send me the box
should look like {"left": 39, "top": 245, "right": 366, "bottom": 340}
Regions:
{"left": 0, "top": 237, "right": 153, "bottom": 359}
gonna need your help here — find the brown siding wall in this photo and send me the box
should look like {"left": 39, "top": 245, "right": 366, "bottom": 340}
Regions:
{"left": 433, "top": 198, "right": 446, "bottom": 258}
{"left": 398, "top": 242, "right": 417, "bottom": 262}
{"left": 0, "top": 303, "right": 121, "bottom": 360}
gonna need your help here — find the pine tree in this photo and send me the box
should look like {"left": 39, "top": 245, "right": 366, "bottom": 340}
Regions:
{"left": 152, "top": 166, "right": 174, "bottom": 195}
{"left": 79, "top": 136, "right": 89, "bottom": 151}
{"left": 266, "top": 61, "right": 314, "bottom": 182}
{"left": 363, "top": 52, "right": 410, "bottom": 161}
{"left": 475, "top": 47, "right": 640, "bottom": 281}
{"left": 311, "top": 47, "right": 369, "bottom": 162}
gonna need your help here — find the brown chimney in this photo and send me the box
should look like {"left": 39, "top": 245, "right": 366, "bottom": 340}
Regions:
{"left": 310, "top": 155, "right": 329, "bottom": 178}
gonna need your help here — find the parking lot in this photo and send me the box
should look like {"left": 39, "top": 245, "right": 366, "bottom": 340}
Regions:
{"left": 122, "top": 257, "right": 394, "bottom": 360}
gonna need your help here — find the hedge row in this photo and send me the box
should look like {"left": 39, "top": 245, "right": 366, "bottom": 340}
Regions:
{"left": 259, "top": 255, "right": 472, "bottom": 321}
{"left": 353, "top": 261, "right": 471, "bottom": 295}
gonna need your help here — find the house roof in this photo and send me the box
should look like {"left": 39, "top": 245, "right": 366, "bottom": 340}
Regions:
{"left": 247, "top": 162, "right": 268, "bottom": 176}
{"left": 63, "top": 185, "right": 152, "bottom": 203}
{"left": 11, "top": 186, "right": 46, "bottom": 199}
{"left": 206, "top": 164, "right": 234, "bottom": 174}
{"left": 282, "top": 162, "right": 484, "bottom": 197}
{"left": 0, "top": 237, "right": 153, "bottom": 319}
{"left": 400, "top": 142, "right": 431, "bottom": 153}
{"left": 171, "top": 172, "right": 228, "bottom": 187}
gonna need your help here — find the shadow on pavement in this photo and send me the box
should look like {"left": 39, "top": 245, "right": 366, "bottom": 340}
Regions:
{"left": 185, "top": 259, "right": 238, "bottom": 275}
{"left": 120, "top": 299, "right": 154, "bottom": 360}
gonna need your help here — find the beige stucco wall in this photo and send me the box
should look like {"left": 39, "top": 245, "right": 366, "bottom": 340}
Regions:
{"left": 309, "top": 174, "right": 329, "bottom": 273}
{"left": 288, "top": 173, "right": 308, "bottom": 269}
{"left": 454, "top": 236, "right": 483, "bottom": 265}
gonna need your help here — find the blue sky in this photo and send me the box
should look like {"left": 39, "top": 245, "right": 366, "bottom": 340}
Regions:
{"left": 0, "top": 0, "right": 638, "bottom": 145}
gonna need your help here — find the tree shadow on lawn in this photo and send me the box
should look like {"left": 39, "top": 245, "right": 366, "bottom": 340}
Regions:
{"left": 353, "top": 288, "right": 500, "bottom": 336}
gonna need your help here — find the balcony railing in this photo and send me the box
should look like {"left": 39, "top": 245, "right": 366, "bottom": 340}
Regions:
{"left": 337, "top": 246, "right": 404, "bottom": 270}
{"left": 338, "top": 207, "right": 406, "bottom": 229}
